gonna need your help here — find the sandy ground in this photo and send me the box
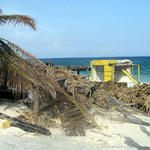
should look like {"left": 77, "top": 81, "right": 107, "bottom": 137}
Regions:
{"left": 0, "top": 102, "right": 150, "bottom": 150}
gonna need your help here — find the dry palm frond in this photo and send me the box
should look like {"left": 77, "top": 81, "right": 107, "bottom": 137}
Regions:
{"left": 61, "top": 103, "right": 87, "bottom": 136}
{"left": 0, "top": 38, "right": 101, "bottom": 135}
{"left": 0, "top": 14, "right": 36, "bottom": 30}
{"left": 0, "top": 38, "right": 56, "bottom": 107}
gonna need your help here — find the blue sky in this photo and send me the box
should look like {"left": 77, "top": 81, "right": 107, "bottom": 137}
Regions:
{"left": 1, "top": 0, "right": 150, "bottom": 58}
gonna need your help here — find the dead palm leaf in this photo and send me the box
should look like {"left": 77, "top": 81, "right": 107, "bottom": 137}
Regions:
{"left": 0, "top": 15, "right": 36, "bottom": 30}
{"left": 0, "top": 38, "right": 101, "bottom": 134}
{"left": 0, "top": 9, "right": 36, "bottom": 30}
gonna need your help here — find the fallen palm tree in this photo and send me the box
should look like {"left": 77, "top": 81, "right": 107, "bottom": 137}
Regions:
{"left": 0, "top": 38, "right": 102, "bottom": 135}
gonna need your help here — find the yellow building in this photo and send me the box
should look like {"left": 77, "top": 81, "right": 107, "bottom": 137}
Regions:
{"left": 90, "top": 59, "right": 140, "bottom": 87}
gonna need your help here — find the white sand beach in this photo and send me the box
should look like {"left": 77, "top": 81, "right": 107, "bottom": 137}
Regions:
{"left": 0, "top": 102, "right": 150, "bottom": 150}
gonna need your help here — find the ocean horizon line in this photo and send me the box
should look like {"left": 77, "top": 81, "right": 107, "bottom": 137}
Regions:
{"left": 39, "top": 56, "right": 150, "bottom": 59}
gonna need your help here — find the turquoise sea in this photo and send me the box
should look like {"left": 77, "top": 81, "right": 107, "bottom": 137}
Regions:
{"left": 40, "top": 57, "right": 150, "bottom": 83}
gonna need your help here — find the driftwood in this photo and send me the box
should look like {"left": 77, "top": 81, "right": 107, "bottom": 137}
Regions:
{"left": 75, "top": 84, "right": 95, "bottom": 89}
{"left": 97, "top": 82, "right": 150, "bottom": 114}
{"left": 56, "top": 77, "right": 67, "bottom": 87}
{"left": 0, "top": 113, "right": 51, "bottom": 135}
{"left": 0, "top": 98, "right": 27, "bottom": 103}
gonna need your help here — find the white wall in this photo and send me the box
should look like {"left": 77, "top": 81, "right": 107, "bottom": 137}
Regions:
{"left": 114, "top": 66, "right": 135, "bottom": 87}
{"left": 114, "top": 66, "right": 132, "bottom": 82}
{"left": 92, "top": 66, "right": 104, "bottom": 81}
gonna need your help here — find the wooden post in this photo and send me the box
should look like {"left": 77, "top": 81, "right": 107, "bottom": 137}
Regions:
{"left": 111, "top": 65, "right": 115, "bottom": 83}
{"left": 138, "top": 64, "right": 140, "bottom": 84}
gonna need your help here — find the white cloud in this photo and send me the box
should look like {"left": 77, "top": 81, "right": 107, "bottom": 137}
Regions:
{"left": 53, "top": 41, "right": 62, "bottom": 51}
